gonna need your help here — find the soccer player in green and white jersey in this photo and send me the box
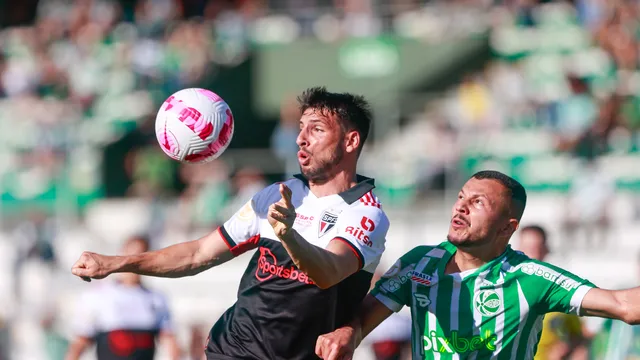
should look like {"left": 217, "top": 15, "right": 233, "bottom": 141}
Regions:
{"left": 315, "top": 170, "right": 640, "bottom": 360}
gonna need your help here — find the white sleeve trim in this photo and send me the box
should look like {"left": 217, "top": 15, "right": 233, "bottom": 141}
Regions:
{"left": 374, "top": 293, "right": 404, "bottom": 313}
{"left": 571, "top": 285, "right": 594, "bottom": 316}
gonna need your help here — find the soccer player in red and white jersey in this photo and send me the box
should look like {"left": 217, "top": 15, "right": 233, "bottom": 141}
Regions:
{"left": 71, "top": 87, "right": 390, "bottom": 360}
{"left": 65, "top": 236, "right": 181, "bottom": 360}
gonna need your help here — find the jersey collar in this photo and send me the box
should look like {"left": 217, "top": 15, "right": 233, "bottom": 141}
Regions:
{"left": 292, "top": 174, "right": 376, "bottom": 204}
{"left": 440, "top": 242, "right": 514, "bottom": 279}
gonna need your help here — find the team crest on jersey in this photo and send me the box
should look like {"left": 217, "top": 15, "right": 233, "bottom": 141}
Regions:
{"left": 474, "top": 289, "right": 501, "bottom": 316}
{"left": 318, "top": 210, "right": 338, "bottom": 237}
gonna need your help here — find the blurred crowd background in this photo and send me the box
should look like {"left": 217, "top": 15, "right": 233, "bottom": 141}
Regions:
{"left": 1, "top": 0, "right": 640, "bottom": 359}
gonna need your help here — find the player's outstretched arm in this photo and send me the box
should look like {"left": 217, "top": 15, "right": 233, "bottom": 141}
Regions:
{"left": 71, "top": 230, "right": 235, "bottom": 281}
{"left": 64, "top": 337, "right": 92, "bottom": 360}
{"left": 268, "top": 183, "right": 362, "bottom": 289}
{"left": 316, "top": 294, "right": 393, "bottom": 360}
{"left": 581, "top": 287, "right": 640, "bottom": 325}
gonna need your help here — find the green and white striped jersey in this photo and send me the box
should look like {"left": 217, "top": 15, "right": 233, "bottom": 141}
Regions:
{"left": 370, "top": 241, "right": 595, "bottom": 360}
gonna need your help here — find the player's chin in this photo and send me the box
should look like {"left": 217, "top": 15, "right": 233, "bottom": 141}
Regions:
{"left": 300, "top": 167, "right": 326, "bottom": 182}
{"left": 447, "top": 231, "right": 470, "bottom": 246}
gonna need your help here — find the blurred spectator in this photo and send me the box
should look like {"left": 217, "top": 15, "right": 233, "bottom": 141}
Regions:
{"left": 271, "top": 95, "right": 301, "bottom": 179}
{"left": 0, "top": 317, "right": 8, "bottom": 360}
{"left": 448, "top": 73, "right": 498, "bottom": 130}
{"left": 562, "top": 158, "right": 614, "bottom": 250}
{"left": 221, "top": 166, "right": 267, "bottom": 220}
{"left": 172, "top": 160, "right": 231, "bottom": 231}
{"left": 595, "top": 2, "right": 639, "bottom": 71}
{"left": 516, "top": 225, "right": 589, "bottom": 360}
{"left": 186, "top": 324, "right": 207, "bottom": 360}
{"left": 553, "top": 76, "right": 597, "bottom": 137}
{"left": 65, "top": 235, "right": 181, "bottom": 360}
{"left": 42, "top": 310, "right": 69, "bottom": 360}
{"left": 589, "top": 251, "right": 640, "bottom": 359}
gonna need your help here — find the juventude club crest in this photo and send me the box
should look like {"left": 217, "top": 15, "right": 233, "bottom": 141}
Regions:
{"left": 474, "top": 289, "right": 501, "bottom": 316}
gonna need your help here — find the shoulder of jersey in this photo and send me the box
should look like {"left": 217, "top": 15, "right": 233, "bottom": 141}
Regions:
{"left": 407, "top": 245, "right": 447, "bottom": 261}
{"left": 354, "top": 190, "right": 383, "bottom": 209}
{"left": 251, "top": 178, "right": 308, "bottom": 213}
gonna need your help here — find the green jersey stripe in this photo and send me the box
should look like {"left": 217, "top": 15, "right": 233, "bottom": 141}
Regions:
{"left": 524, "top": 316, "right": 544, "bottom": 360}
{"left": 508, "top": 280, "right": 529, "bottom": 360}
{"left": 449, "top": 279, "right": 462, "bottom": 360}
{"left": 412, "top": 255, "right": 433, "bottom": 359}
{"left": 426, "top": 280, "right": 441, "bottom": 359}
{"left": 437, "top": 276, "right": 455, "bottom": 359}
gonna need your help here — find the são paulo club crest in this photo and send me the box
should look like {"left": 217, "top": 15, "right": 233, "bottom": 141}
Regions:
{"left": 318, "top": 210, "right": 338, "bottom": 237}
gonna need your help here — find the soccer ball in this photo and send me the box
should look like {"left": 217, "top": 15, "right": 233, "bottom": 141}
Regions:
{"left": 155, "top": 88, "right": 234, "bottom": 164}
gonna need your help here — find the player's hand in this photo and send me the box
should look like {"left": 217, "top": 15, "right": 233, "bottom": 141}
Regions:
{"left": 268, "top": 184, "right": 296, "bottom": 239}
{"left": 315, "top": 327, "right": 356, "bottom": 360}
{"left": 71, "top": 251, "right": 115, "bottom": 282}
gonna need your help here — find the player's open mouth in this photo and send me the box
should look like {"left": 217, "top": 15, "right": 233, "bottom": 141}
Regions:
{"left": 298, "top": 151, "right": 310, "bottom": 166}
{"left": 451, "top": 217, "right": 468, "bottom": 228}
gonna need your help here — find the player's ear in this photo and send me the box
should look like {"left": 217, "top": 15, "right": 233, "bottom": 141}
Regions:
{"left": 500, "top": 218, "right": 519, "bottom": 238}
{"left": 344, "top": 130, "right": 360, "bottom": 154}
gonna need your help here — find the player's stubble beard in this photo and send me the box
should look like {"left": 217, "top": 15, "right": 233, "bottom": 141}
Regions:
{"left": 447, "top": 232, "right": 495, "bottom": 249}
{"left": 300, "top": 143, "right": 344, "bottom": 183}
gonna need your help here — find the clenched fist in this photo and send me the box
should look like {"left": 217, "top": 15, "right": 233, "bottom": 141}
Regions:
{"left": 71, "top": 251, "right": 116, "bottom": 282}
{"left": 315, "top": 326, "right": 357, "bottom": 360}
{"left": 268, "top": 184, "right": 296, "bottom": 239}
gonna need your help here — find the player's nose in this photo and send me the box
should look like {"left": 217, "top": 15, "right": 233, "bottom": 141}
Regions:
{"left": 296, "top": 129, "right": 308, "bottom": 148}
{"left": 454, "top": 200, "right": 469, "bottom": 215}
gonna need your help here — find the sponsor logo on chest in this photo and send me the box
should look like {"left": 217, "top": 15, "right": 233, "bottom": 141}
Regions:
{"left": 294, "top": 213, "right": 315, "bottom": 227}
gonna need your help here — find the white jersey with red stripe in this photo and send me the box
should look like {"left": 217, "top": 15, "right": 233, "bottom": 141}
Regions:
{"left": 207, "top": 174, "right": 389, "bottom": 359}
{"left": 220, "top": 174, "right": 388, "bottom": 273}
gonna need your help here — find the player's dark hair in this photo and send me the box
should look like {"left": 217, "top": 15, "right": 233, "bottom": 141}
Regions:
{"left": 520, "top": 225, "right": 547, "bottom": 245}
{"left": 297, "top": 86, "right": 372, "bottom": 154}
{"left": 472, "top": 170, "right": 527, "bottom": 221}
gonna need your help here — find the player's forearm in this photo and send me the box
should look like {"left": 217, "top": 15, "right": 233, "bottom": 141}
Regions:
{"left": 279, "top": 230, "right": 344, "bottom": 289}
{"left": 64, "top": 338, "right": 91, "bottom": 360}
{"left": 617, "top": 288, "right": 640, "bottom": 325}
{"left": 358, "top": 295, "right": 393, "bottom": 341}
{"left": 116, "top": 240, "right": 215, "bottom": 278}
{"left": 342, "top": 295, "right": 392, "bottom": 347}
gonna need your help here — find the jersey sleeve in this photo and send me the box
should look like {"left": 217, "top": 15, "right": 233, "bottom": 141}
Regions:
{"left": 219, "top": 184, "right": 276, "bottom": 256}
{"left": 331, "top": 205, "right": 389, "bottom": 272}
{"left": 370, "top": 247, "right": 427, "bottom": 312}
{"left": 523, "top": 261, "right": 597, "bottom": 316}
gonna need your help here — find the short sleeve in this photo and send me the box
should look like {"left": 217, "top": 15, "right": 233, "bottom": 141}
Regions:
{"left": 331, "top": 205, "right": 389, "bottom": 272}
{"left": 219, "top": 200, "right": 261, "bottom": 256}
{"left": 370, "top": 248, "right": 426, "bottom": 313}
{"left": 522, "top": 261, "right": 596, "bottom": 315}
{"left": 73, "top": 291, "right": 98, "bottom": 338}
{"left": 219, "top": 185, "right": 276, "bottom": 256}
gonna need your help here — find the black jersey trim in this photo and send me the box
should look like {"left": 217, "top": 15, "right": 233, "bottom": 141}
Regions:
{"left": 292, "top": 174, "right": 375, "bottom": 205}
{"left": 218, "top": 227, "right": 261, "bottom": 257}
{"left": 332, "top": 237, "right": 364, "bottom": 270}
{"left": 218, "top": 226, "right": 237, "bottom": 248}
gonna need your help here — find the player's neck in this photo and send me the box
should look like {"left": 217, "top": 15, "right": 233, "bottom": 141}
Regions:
{"left": 449, "top": 246, "right": 507, "bottom": 273}
{"left": 308, "top": 170, "right": 357, "bottom": 198}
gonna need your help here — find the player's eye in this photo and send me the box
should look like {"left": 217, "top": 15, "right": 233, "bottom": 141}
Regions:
{"left": 458, "top": 194, "right": 463, "bottom": 200}
{"left": 314, "top": 127, "right": 323, "bottom": 132}
{"left": 474, "top": 199, "right": 483, "bottom": 205}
